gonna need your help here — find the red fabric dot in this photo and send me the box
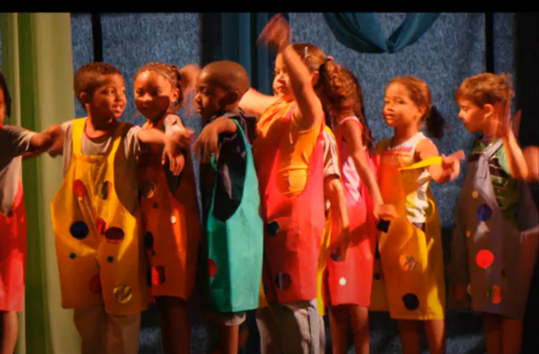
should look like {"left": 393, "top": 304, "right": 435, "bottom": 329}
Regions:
{"left": 475, "top": 249, "right": 494, "bottom": 269}
{"left": 73, "top": 180, "right": 87, "bottom": 198}
{"left": 208, "top": 259, "right": 217, "bottom": 277}
{"left": 105, "top": 227, "right": 125, "bottom": 244}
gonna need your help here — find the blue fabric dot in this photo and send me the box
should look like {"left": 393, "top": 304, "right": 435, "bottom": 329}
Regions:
{"left": 275, "top": 272, "right": 291, "bottom": 290}
{"left": 144, "top": 232, "right": 154, "bottom": 250}
{"left": 330, "top": 248, "right": 341, "bottom": 262}
{"left": 476, "top": 203, "right": 492, "bottom": 222}
{"left": 266, "top": 221, "right": 280, "bottom": 236}
{"left": 70, "top": 221, "right": 89, "bottom": 240}
{"left": 402, "top": 293, "right": 419, "bottom": 310}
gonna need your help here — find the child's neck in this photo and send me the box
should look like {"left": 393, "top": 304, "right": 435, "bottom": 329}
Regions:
{"left": 86, "top": 113, "right": 116, "bottom": 138}
{"left": 145, "top": 113, "right": 168, "bottom": 129}
{"left": 481, "top": 121, "right": 497, "bottom": 143}
{"left": 391, "top": 126, "right": 419, "bottom": 147}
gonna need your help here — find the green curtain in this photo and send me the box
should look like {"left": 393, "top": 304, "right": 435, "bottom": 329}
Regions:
{"left": 0, "top": 12, "right": 81, "bottom": 354}
{"left": 322, "top": 13, "right": 441, "bottom": 53}
{"left": 220, "top": 12, "right": 278, "bottom": 95}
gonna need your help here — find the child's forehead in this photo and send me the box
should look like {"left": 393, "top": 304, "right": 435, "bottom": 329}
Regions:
{"left": 96, "top": 73, "right": 124, "bottom": 87}
{"left": 385, "top": 83, "right": 410, "bottom": 97}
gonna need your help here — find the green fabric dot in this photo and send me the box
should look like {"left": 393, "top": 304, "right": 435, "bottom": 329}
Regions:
{"left": 107, "top": 256, "right": 114, "bottom": 263}
{"left": 69, "top": 253, "right": 76, "bottom": 259}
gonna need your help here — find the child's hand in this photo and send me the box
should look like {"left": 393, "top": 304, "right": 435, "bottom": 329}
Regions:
{"left": 194, "top": 122, "right": 220, "bottom": 163}
{"left": 441, "top": 150, "right": 465, "bottom": 181}
{"left": 162, "top": 132, "right": 191, "bottom": 175}
{"left": 257, "top": 13, "right": 290, "bottom": 53}
{"left": 373, "top": 203, "right": 397, "bottom": 223}
{"left": 337, "top": 227, "right": 350, "bottom": 261}
{"left": 180, "top": 64, "right": 200, "bottom": 93}
{"left": 494, "top": 99, "right": 521, "bottom": 140}
{"left": 45, "top": 125, "right": 64, "bottom": 157}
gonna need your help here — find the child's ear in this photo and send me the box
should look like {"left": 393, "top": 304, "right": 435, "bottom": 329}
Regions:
{"left": 483, "top": 103, "right": 495, "bottom": 119}
{"left": 79, "top": 92, "right": 90, "bottom": 106}
{"left": 227, "top": 91, "right": 240, "bottom": 105}
{"left": 311, "top": 71, "right": 320, "bottom": 86}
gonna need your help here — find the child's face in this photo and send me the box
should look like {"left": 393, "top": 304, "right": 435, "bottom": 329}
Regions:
{"left": 272, "top": 54, "right": 294, "bottom": 101}
{"left": 457, "top": 99, "right": 489, "bottom": 133}
{"left": 383, "top": 83, "right": 425, "bottom": 129}
{"left": 134, "top": 70, "right": 178, "bottom": 122}
{"left": 194, "top": 71, "right": 230, "bottom": 121}
{"left": 0, "top": 88, "right": 5, "bottom": 126}
{"left": 84, "top": 74, "right": 126, "bottom": 123}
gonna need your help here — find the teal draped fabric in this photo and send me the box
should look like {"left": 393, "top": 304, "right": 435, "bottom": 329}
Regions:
{"left": 323, "top": 13, "right": 441, "bottom": 53}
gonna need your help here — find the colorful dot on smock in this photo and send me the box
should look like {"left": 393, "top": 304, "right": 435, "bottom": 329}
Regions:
{"left": 107, "top": 256, "right": 114, "bottom": 263}
{"left": 96, "top": 218, "right": 107, "bottom": 235}
{"left": 153, "top": 202, "right": 159, "bottom": 209}
{"left": 144, "top": 232, "right": 154, "bottom": 250}
{"left": 399, "top": 255, "right": 416, "bottom": 271}
{"left": 476, "top": 204, "right": 492, "bottom": 222}
{"left": 152, "top": 266, "right": 166, "bottom": 285}
{"left": 69, "top": 253, "right": 76, "bottom": 259}
{"left": 70, "top": 221, "right": 89, "bottom": 240}
{"left": 402, "top": 293, "right": 419, "bottom": 310}
{"left": 171, "top": 216, "right": 177, "bottom": 224}
{"left": 475, "top": 249, "right": 494, "bottom": 269}
{"left": 329, "top": 248, "right": 341, "bottom": 262}
{"left": 89, "top": 275, "right": 102, "bottom": 294}
{"left": 73, "top": 179, "right": 87, "bottom": 198}
{"left": 113, "top": 283, "right": 132, "bottom": 304}
{"left": 471, "top": 190, "right": 478, "bottom": 199}
{"left": 266, "top": 221, "right": 279, "bottom": 236}
{"left": 99, "top": 181, "right": 111, "bottom": 200}
{"left": 374, "top": 273, "right": 381, "bottom": 280}
{"left": 275, "top": 272, "right": 292, "bottom": 291}
{"left": 491, "top": 285, "right": 502, "bottom": 304}
{"left": 105, "top": 227, "right": 125, "bottom": 244}
{"left": 339, "top": 277, "right": 347, "bottom": 286}
{"left": 141, "top": 180, "right": 157, "bottom": 199}
{"left": 208, "top": 259, "right": 217, "bottom": 277}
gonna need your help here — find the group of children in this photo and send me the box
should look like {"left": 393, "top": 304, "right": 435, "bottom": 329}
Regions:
{"left": 1, "top": 13, "right": 538, "bottom": 354}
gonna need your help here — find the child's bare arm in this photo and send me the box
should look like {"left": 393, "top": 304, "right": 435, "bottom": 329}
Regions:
{"left": 416, "top": 139, "right": 463, "bottom": 184}
{"left": 136, "top": 127, "right": 193, "bottom": 175}
{"left": 239, "top": 88, "right": 278, "bottom": 118}
{"left": 325, "top": 176, "right": 350, "bottom": 260}
{"left": 341, "top": 121, "right": 383, "bottom": 207}
{"left": 193, "top": 117, "right": 238, "bottom": 163}
{"left": 258, "top": 14, "right": 323, "bottom": 131}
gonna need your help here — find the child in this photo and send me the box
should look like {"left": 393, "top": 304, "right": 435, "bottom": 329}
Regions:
{"left": 323, "top": 67, "right": 391, "bottom": 354}
{"left": 192, "top": 60, "right": 263, "bottom": 354}
{"left": 133, "top": 62, "right": 201, "bottom": 354}
{"left": 47, "top": 62, "right": 185, "bottom": 354}
{"left": 450, "top": 73, "right": 539, "bottom": 354}
{"left": 0, "top": 71, "right": 63, "bottom": 354}
{"left": 316, "top": 123, "right": 350, "bottom": 352}
{"left": 240, "top": 14, "right": 361, "bottom": 354}
{"left": 375, "top": 76, "right": 462, "bottom": 354}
